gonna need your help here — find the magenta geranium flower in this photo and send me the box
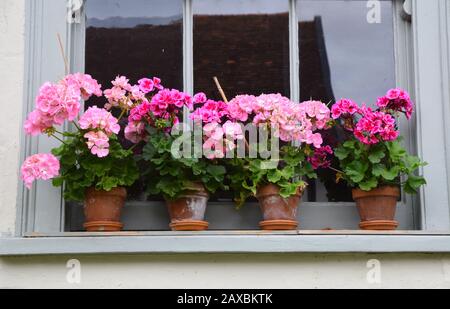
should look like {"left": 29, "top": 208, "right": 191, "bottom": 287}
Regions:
{"left": 376, "top": 88, "right": 414, "bottom": 119}
{"left": 330, "top": 89, "right": 413, "bottom": 146}
{"left": 138, "top": 78, "right": 155, "bottom": 94}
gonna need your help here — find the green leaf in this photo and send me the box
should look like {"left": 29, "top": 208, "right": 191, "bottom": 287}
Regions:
{"left": 368, "top": 147, "right": 386, "bottom": 164}
{"left": 343, "top": 140, "right": 356, "bottom": 149}
{"left": 206, "top": 165, "right": 226, "bottom": 182}
{"left": 334, "top": 146, "right": 350, "bottom": 161}
{"left": 359, "top": 178, "right": 378, "bottom": 191}
{"left": 101, "top": 177, "right": 119, "bottom": 191}
{"left": 52, "top": 177, "right": 64, "bottom": 187}
{"left": 386, "top": 140, "right": 407, "bottom": 161}
{"left": 242, "top": 180, "right": 257, "bottom": 195}
{"left": 281, "top": 166, "right": 295, "bottom": 180}
{"left": 267, "top": 169, "right": 283, "bottom": 183}
{"left": 381, "top": 166, "right": 401, "bottom": 181}
{"left": 372, "top": 164, "right": 385, "bottom": 177}
{"left": 404, "top": 175, "right": 427, "bottom": 194}
{"left": 345, "top": 161, "right": 369, "bottom": 183}
{"left": 405, "top": 155, "right": 427, "bottom": 172}
{"left": 279, "top": 181, "right": 304, "bottom": 198}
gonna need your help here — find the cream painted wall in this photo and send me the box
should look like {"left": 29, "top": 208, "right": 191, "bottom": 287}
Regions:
{"left": 0, "top": 0, "right": 24, "bottom": 236}
{"left": 0, "top": 254, "right": 450, "bottom": 289}
{"left": 1, "top": 0, "right": 450, "bottom": 289}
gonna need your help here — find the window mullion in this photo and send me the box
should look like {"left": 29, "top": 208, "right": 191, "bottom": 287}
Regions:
{"left": 183, "top": 0, "right": 194, "bottom": 95}
{"left": 289, "top": 0, "right": 300, "bottom": 103}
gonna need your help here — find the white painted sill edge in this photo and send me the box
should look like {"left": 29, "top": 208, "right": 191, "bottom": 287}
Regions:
{"left": 2, "top": 231, "right": 450, "bottom": 256}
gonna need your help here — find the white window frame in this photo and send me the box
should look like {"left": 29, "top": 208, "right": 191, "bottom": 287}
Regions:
{"left": 3, "top": 0, "right": 450, "bottom": 255}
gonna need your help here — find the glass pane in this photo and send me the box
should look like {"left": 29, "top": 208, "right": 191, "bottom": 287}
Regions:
{"left": 84, "top": 0, "right": 184, "bottom": 202}
{"left": 297, "top": 0, "right": 396, "bottom": 202}
{"left": 193, "top": 0, "right": 290, "bottom": 99}
{"left": 85, "top": 0, "right": 183, "bottom": 109}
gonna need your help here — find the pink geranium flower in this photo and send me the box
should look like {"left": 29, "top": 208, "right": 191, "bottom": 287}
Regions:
{"left": 35, "top": 82, "right": 81, "bottom": 125}
{"left": 227, "top": 95, "right": 257, "bottom": 122}
{"left": 21, "top": 153, "right": 60, "bottom": 189}
{"left": 153, "top": 77, "right": 163, "bottom": 90}
{"left": 194, "top": 92, "right": 207, "bottom": 104}
{"left": 138, "top": 78, "right": 155, "bottom": 94}
{"left": 223, "top": 121, "right": 244, "bottom": 141}
{"left": 111, "top": 76, "right": 132, "bottom": 90}
{"left": 62, "top": 73, "right": 102, "bottom": 101}
{"left": 124, "top": 121, "right": 147, "bottom": 144}
{"left": 24, "top": 110, "right": 54, "bottom": 136}
{"left": 84, "top": 131, "right": 110, "bottom": 158}
{"left": 331, "top": 99, "right": 359, "bottom": 119}
{"left": 226, "top": 94, "right": 330, "bottom": 148}
{"left": 308, "top": 146, "right": 333, "bottom": 169}
{"left": 376, "top": 88, "right": 414, "bottom": 119}
{"left": 354, "top": 109, "right": 399, "bottom": 145}
{"left": 79, "top": 106, "right": 120, "bottom": 136}
{"left": 190, "top": 99, "right": 228, "bottom": 124}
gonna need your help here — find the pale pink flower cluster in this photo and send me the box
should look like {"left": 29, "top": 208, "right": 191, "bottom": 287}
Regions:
{"left": 227, "top": 94, "right": 330, "bottom": 148}
{"left": 227, "top": 95, "right": 257, "bottom": 122}
{"left": 79, "top": 106, "right": 121, "bottom": 134}
{"left": 84, "top": 131, "right": 110, "bottom": 158}
{"left": 376, "top": 88, "right": 413, "bottom": 119}
{"left": 354, "top": 108, "right": 399, "bottom": 145}
{"left": 24, "top": 74, "right": 102, "bottom": 136}
{"left": 202, "top": 121, "right": 245, "bottom": 159}
{"left": 21, "top": 153, "right": 60, "bottom": 189}
{"left": 297, "top": 100, "right": 332, "bottom": 130}
{"left": 104, "top": 76, "right": 161, "bottom": 110}
{"left": 79, "top": 106, "right": 120, "bottom": 157}
{"left": 62, "top": 73, "right": 103, "bottom": 100}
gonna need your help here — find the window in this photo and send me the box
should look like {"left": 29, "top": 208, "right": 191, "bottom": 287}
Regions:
{"left": 297, "top": 0, "right": 396, "bottom": 202}
{"left": 85, "top": 0, "right": 184, "bottom": 108}
{"left": 16, "top": 0, "right": 450, "bottom": 240}
{"left": 193, "top": 0, "right": 291, "bottom": 98}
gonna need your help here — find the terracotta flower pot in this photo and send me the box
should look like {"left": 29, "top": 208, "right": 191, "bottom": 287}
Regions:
{"left": 352, "top": 186, "right": 400, "bottom": 230}
{"left": 166, "top": 183, "right": 209, "bottom": 231}
{"left": 256, "top": 184, "right": 303, "bottom": 230}
{"left": 84, "top": 187, "right": 127, "bottom": 232}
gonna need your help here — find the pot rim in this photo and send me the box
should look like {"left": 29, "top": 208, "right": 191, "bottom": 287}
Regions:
{"left": 85, "top": 187, "right": 127, "bottom": 199}
{"left": 165, "top": 183, "right": 210, "bottom": 201}
{"left": 256, "top": 183, "right": 304, "bottom": 199}
{"left": 352, "top": 185, "right": 400, "bottom": 200}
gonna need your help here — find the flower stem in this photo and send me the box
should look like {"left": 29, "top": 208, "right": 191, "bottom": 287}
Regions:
{"left": 72, "top": 121, "right": 81, "bottom": 131}
{"left": 328, "top": 166, "right": 345, "bottom": 174}
{"left": 128, "top": 142, "right": 141, "bottom": 151}
{"left": 51, "top": 134, "right": 68, "bottom": 145}
{"left": 118, "top": 109, "right": 127, "bottom": 122}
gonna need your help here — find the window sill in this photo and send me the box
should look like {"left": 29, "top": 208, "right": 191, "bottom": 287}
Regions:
{"left": 2, "top": 231, "right": 450, "bottom": 256}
